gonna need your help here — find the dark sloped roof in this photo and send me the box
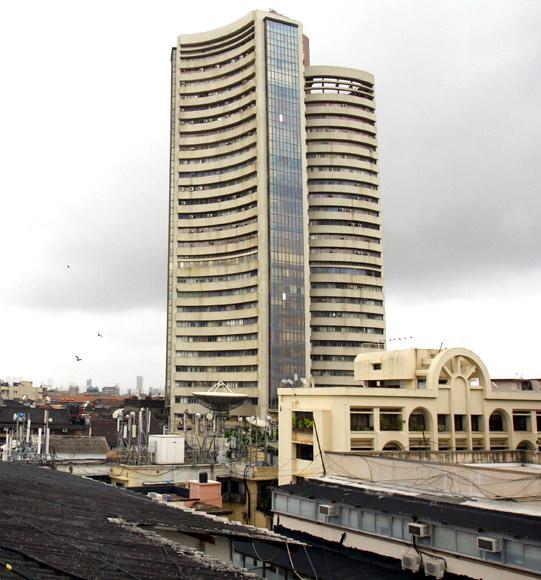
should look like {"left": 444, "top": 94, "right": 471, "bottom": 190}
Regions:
{"left": 48, "top": 435, "right": 110, "bottom": 455}
{"left": 0, "top": 462, "right": 294, "bottom": 578}
{"left": 276, "top": 480, "right": 541, "bottom": 542}
{"left": 0, "top": 406, "right": 72, "bottom": 427}
{"left": 89, "top": 417, "right": 118, "bottom": 446}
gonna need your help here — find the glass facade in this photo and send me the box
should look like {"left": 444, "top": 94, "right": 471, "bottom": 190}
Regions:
{"left": 265, "top": 19, "right": 306, "bottom": 408}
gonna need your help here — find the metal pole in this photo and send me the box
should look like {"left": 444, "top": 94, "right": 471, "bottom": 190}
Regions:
{"left": 44, "top": 410, "right": 49, "bottom": 460}
{"left": 37, "top": 427, "right": 42, "bottom": 456}
{"left": 25, "top": 415, "right": 31, "bottom": 444}
{"left": 137, "top": 409, "right": 143, "bottom": 464}
{"left": 45, "top": 425, "right": 50, "bottom": 459}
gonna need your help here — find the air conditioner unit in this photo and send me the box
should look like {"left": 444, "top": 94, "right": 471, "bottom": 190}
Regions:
{"left": 477, "top": 537, "right": 501, "bottom": 553}
{"left": 424, "top": 560, "right": 445, "bottom": 579}
{"left": 318, "top": 504, "right": 338, "bottom": 517}
{"left": 408, "top": 522, "right": 430, "bottom": 538}
{"left": 401, "top": 554, "right": 421, "bottom": 573}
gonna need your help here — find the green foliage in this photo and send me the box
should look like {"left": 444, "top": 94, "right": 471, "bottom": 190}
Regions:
{"left": 292, "top": 413, "right": 314, "bottom": 431}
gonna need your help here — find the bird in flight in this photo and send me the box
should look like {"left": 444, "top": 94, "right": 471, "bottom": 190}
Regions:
{"left": 74, "top": 355, "right": 83, "bottom": 362}
{"left": 97, "top": 332, "right": 103, "bottom": 338}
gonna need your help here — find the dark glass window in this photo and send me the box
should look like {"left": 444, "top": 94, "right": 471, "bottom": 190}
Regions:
{"left": 513, "top": 413, "right": 530, "bottom": 432}
{"left": 471, "top": 415, "right": 482, "bottom": 432}
{"left": 265, "top": 19, "right": 306, "bottom": 408}
{"left": 296, "top": 444, "right": 314, "bottom": 461}
{"left": 380, "top": 410, "right": 402, "bottom": 431}
{"left": 454, "top": 415, "right": 466, "bottom": 431}
{"left": 350, "top": 410, "right": 373, "bottom": 432}
{"left": 438, "top": 414, "right": 450, "bottom": 432}
{"left": 489, "top": 413, "right": 505, "bottom": 432}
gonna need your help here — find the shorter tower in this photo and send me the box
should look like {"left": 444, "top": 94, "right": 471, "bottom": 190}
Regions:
{"left": 305, "top": 66, "right": 385, "bottom": 387}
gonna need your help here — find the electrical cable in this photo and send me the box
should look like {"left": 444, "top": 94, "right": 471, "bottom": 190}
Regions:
{"left": 160, "top": 545, "right": 189, "bottom": 580}
{"left": 312, "top": 418, "right": 326, "bottom": 478}
{"left": 323, "top": 453, "right": 541, "bottom": 502}
{"left": 412, "top": 535, "right": 447, "bottom": 571}
{"left": 243, "top": 463, "right": 252, "bottom": 524}
{"left": 302, "top": 543, "right": 319, "bottom": 580}
{"left": 285, "top": 540, "right": 306, "bottom": 580}
{"left": 250, "top": 540, "right": 289, "bottom": 572}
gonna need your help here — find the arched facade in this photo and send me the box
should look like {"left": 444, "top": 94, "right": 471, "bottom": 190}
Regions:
{"left": 516, "top": 440, "right": 536, "bottom": 450}
{"left": 279, "top": 347, "right": 541, "bottom": 484}
{"left": 382, "top": 441, "right": 404, "bottom": 451}
{"left": 426, "top": 348, "right": 491, "bottom": 392}
{"left": 489, "top": 409, "right": 511, "bottom": 433}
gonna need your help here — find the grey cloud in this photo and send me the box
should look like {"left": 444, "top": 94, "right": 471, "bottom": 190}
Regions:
{"left": 361, "top": 1, "right": 541, "bottom": 300}
{"left": 4, "top": 0, "right": 541, "bottom": 315}
{"left": 6, "top": 154, "right": 169, "bottom": 313}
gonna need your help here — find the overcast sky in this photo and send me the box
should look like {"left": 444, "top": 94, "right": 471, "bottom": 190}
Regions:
{"left": 1, "top": 0, "right": 540, "bottom": 390}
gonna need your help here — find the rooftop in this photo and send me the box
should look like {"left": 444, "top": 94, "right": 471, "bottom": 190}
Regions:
{"left": 0, "top": 462, "right": 295, "bottom": 578}
{"left": 48, "top": 435, "right": 110, "bottom": 456}
{"left": 276, "top": 477, "right": 541, "bottom": 542}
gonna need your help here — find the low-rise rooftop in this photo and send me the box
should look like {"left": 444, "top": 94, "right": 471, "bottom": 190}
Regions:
{"left": 0, "top": 462, "right": 295, "bottom": 578}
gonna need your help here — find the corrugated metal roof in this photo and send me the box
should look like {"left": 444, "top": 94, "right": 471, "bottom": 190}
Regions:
{"left": 49, "top": 436, "right": 110, "bottom": 455}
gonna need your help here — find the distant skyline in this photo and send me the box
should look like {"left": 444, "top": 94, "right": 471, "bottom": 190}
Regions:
{"left": 1, "top": 0, "right": 540, "bottom": 389}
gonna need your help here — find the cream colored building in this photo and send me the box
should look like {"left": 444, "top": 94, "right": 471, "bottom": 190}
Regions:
{"left": 278, "top": 347, "right": 541, "bottom": 484}
{"left": 0, "top": 380, "right": 43, "bottom": 402}
{"left": 166, "top": 10, "right": 384, "bottom": 430}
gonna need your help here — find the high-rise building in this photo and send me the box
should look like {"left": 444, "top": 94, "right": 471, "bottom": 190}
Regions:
{"left": 166, "top": 10, "right": 384, "bottom": 429}
{"left": 136, "top": 375, "right": 144, "bottom": 394}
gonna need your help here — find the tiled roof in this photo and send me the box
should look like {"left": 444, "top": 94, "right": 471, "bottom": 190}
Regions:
{"left": 0, "top": 462, "right": 292, "bottom": 578}
{"left": 48, "top": 435, "right": 110, "bottom": 455}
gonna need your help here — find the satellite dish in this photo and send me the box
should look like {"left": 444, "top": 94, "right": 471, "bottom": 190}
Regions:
{"left": 247, "top": 416, "right": 266, "bottom": 428}
{"left": 45, "top": 396, "right": 51, "bottom": 404}
{"left": 21, "top": 394, "right": 27, "bottom": 401}
{"left": 112, "top": 408, "right": 124, "bottom": 419}
{"left": 193, "top": 381, "right": 247, "bottom": 416}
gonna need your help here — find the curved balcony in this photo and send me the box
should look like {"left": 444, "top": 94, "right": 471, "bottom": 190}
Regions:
{"left": 306, "top": 102, "right": 376, "bottom": 123}
{"left": 305, "top": 91, "right": 375, "bottom": 113}
{"left": 180, "top": 41, "right": 255, "bottom": 71}
{"left": 180, "top": 89, "right": 256, "bottom": 122}
{"left": 179, "top": 117, "right": 256, "bottom": 148}
{"left": 180, "top": 49, "right": 255, "bottom": 81}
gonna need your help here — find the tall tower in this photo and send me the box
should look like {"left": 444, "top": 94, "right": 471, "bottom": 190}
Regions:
{"left": 166, "top": 11, "right": 385, "bottom": 431}
{"left": 166, "top": 10, "right": 311, "bottom": 426}
{"left": 305, "top": 67, "right": 384, "bottom": 387}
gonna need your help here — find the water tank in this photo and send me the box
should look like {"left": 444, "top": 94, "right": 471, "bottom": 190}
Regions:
{"left": 199, "top": 472, "right": 208, "bottom": 483}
